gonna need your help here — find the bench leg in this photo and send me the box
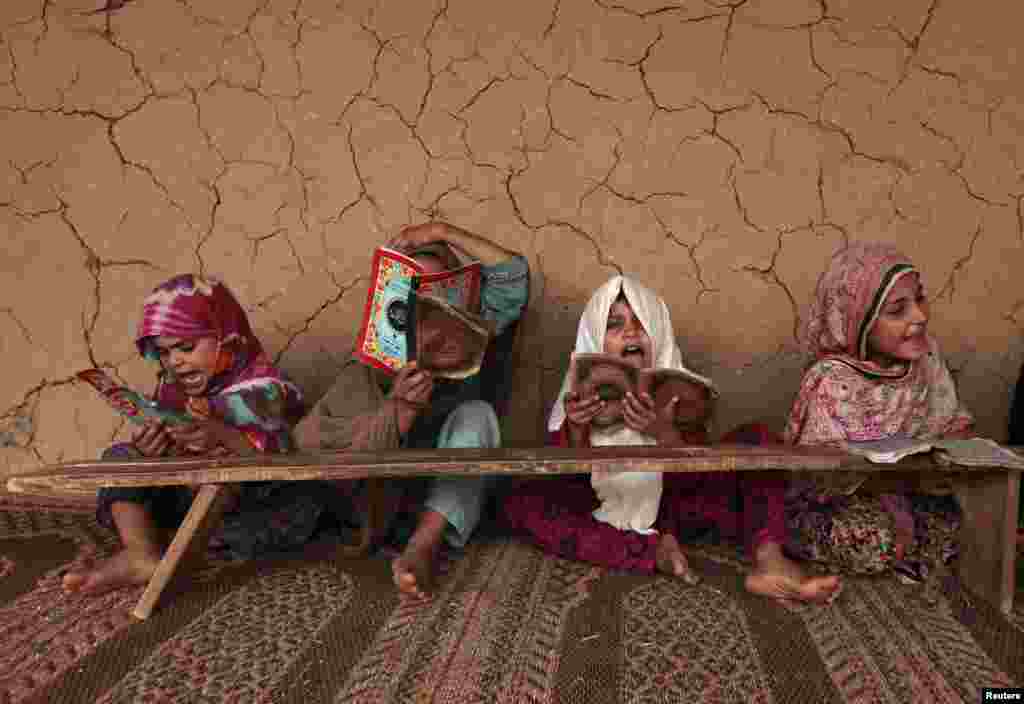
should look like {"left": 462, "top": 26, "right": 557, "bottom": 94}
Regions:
{"left": 954, "top": 470, "right": 1020, "bottom": 615}
{"left": 131, "top": 484, "right": 233, "bottom": 620}
{"left": 336, "top": 478, "right": 401, "bottom": 559}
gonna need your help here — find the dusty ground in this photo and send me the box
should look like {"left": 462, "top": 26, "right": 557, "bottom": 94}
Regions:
{"left": 2, "top": 0, "right": 1024, "bottom": 478}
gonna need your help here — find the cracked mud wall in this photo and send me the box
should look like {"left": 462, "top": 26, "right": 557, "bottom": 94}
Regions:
{"left": 3, "top": 0, "right": 1024, "bottom": 481}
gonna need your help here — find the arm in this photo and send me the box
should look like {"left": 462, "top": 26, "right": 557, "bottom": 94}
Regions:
{"left": 167, "top": 379, "right": 305, "bottom": 456}
{"left": 293, "top": 362, "right": 397, "bottom": 452}
{"left": 391, "top": 221, "right": 518, "bottom": 266}
{"left": 293, "top": 362, "right": 433, "bottom": 452}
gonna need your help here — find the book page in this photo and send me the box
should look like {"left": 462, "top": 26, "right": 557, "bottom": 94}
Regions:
{"left": 410, "top": 294, "right": 492, "bottom": 379}
{"left": 844, "top": 435, "right": 934, "bottom": 463}
{"left": 416, "top": 261, "right": 482, "bottom": 312}
{"left": 570, "top": 353, "right": 638, "bottom": 429}
{"left": 933, "top": 437, "right": 1024, "bottom": 468}
{"left": 76, "top": 369, "right": 192, "bottom": 426}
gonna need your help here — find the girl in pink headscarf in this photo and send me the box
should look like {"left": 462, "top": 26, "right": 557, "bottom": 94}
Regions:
{"left": 64, "top": 274, "right": 326, "bottom": 594}
{"left": 785, "top": 243, "right": 972, "bottom": 582}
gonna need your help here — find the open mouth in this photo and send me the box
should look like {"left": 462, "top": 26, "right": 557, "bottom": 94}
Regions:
{"left": 179, "top": 371, "right": 205, "bottom": 387}
{"left": 621, "top": 344, "right": 644, "bottom": 361}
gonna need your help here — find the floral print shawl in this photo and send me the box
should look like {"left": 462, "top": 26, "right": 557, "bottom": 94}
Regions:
{"left": 136, "top": 274, "right": 304, "bottom": 453}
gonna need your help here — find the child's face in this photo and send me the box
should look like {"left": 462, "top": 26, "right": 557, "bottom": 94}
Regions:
{"left": 603, "top": 298, "right": 652, "bottom": 370}
{"left": 154, "top": 335, "right": 220, "bottom": 396}
{"left": 867, "top": 272, "right": 930, "bottom": 366}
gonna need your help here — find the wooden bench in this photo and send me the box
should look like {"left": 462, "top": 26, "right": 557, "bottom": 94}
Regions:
{"left": 6, "top": 445, "right": 1020, "bottom": 619}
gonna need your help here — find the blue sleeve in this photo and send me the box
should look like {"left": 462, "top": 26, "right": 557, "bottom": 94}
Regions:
{"left": 479, "top": 255, "right": 530, "bottom": 335}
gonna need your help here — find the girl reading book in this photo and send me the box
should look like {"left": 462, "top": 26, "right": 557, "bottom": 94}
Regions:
{"left": 785, "top": 242, "right": 972, "bottom": 583}
{"left": 63, "top": 274, "right": 326, "bottom": 594}
{"left": 503, "top": 275, "right": 839, "bottom": 602}
{"left": 293, "top": 222, "right": 530, "bottom": 601}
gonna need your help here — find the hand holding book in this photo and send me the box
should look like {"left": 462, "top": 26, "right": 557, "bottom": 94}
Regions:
{"left": 568, "top": 353, "right": 715, "bottom": 438}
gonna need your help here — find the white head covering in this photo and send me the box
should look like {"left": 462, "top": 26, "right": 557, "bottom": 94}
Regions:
{"left": 547, "top": 275, "right": 716, "bottom": 534}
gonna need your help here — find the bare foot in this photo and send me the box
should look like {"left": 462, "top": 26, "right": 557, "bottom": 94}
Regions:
{"left": 62, "top": 548, "right": 161, "bottom": 595}
{"left": 392, "top": 509, "right": 449, "bottom": 600}
{"left": 655, "top": 534, "right": 700, "bottom": 585}
{"left": 391, "top": 542, "right": 439, "bottom": 600}
{"left": 745, "top": 542, "right": 841, "bottom": 604}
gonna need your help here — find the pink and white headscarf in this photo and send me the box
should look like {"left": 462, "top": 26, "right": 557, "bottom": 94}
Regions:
{"left": 786, "top": 242, "right": 973, "bottom": 447}
{"left": 136, "top": 274, "right": 304, "bottom": 448}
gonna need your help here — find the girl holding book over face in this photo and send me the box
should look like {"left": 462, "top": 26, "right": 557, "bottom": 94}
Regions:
{"left": 503, "top": 275, "right": 840, "bottom": 603}
{"left": 293, "top": 222, "right": 530, "bottom": 601}
{"left": 785, "top": 242, "right": 973, "bottom": 585}
{"left": 64, "top": 275, "right": 326, "bottom": 595}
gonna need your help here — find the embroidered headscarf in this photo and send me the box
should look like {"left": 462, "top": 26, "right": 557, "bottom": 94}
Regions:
{"left": 137, "top": 274, "right": 304, "bottom": 451}
{"left": 786, "top": 242, "right": 973, "bottom": 447}
{"left": 548, "top": 275, "right": 716, "bottom": 533}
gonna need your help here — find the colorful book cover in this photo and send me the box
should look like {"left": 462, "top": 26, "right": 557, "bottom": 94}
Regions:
{"left": 76, "top": 368, "right": 193, "bottom": 426}
{"left": 355, "top": 246, "right": 482, "bottom": 374}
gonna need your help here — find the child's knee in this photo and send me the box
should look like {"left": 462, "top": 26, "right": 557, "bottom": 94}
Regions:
{"left": 438, "top": 400, "right": 501, "bottom": 449}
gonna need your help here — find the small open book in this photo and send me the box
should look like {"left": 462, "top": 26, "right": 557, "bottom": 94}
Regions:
{"left": 76, "top": 368, "right": 193, "bottom": 426}
{"left": 569, "top": 353, "right": 716, "bottom": 430}
{"left": 406, "top": 293, "right": 493, "bottom": 379}
{"left": 355, "top": 246, "right": 483, "bottom": 376}
{"left": 846, "top": 434, "right": 1024, "bottom": 468}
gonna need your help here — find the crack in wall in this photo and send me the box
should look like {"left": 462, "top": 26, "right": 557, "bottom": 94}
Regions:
{"left": 657, "top": 214, "right": 720, "bottom": 304}
{"left": 273, "top": 274, "right": 367, "bottom": 365}
{"left": 3, "top": 0, "right": 1024, "bottom": 461}
{"left": 934, "top": 223, "right": 982, "bottom": 303}
{"left": 735, "top": 229, "right": 801, "bottom": 344}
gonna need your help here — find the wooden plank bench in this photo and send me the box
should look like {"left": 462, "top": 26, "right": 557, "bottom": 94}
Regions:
{"left": 6, "top": 445, "right": 1020, "bottom": 619}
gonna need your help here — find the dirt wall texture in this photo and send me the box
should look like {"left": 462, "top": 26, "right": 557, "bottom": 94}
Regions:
{"left": 3, "top": 0, "right": 1024, "bottom": 480}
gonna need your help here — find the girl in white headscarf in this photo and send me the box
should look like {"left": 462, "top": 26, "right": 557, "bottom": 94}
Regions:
{"left": 505, "top": 275, "right": 841, "bottom": 601}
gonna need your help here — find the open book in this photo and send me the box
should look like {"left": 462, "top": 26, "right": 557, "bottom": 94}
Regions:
{"left": 406, "top": 293, "right": 493, "bottom": 379}
{"left": 355, "top": 246, "right": 487, "bottom": 377}
{"left": 76, "top": 368, "right": 193, "bottom": 426}
{"left": 569, "top": 353, "right": 717, "bottom": 430}
{"left": 846, "top": 434, "right": 1024, "bottom": 468}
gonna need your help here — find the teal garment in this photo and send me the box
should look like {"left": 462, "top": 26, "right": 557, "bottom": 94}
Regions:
{"left": 480, "top": 255, "right": 530, "bottom": 335}
{"left": 400, "top": 255, "right": 528, "bottom": 545}
{"left": 423, "top": 400, "right": 502, "bottom": 548}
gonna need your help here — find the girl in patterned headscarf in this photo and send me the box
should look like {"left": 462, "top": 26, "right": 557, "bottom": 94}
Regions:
{"left": 506, "top": 275, "right": 840, "bottom": 602}
{"left": 785, "top": 243, "right": 972, "bottom": 582}
{"left": 64, "top": 274, "right": 326, "bottom": 594}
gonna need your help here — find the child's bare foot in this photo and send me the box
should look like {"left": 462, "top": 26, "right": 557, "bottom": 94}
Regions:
{"left": 391, "top": 510, "right": 447, "bottom": 600}
{"left": 655, "top": 533, "right": 700, "bottom": 585}
{"left": 391, "top": 541, "right": 439, "bottom": 600}
{"left": 745, "top": 542, "right": 841, "bottom": 603}
{"left": 62, "top": 548, "right": 161, "bottom": 595}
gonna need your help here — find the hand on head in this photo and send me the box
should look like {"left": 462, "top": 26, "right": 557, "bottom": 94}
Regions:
{"left": 388, "top": 222, "right": 451, "bottom": 254}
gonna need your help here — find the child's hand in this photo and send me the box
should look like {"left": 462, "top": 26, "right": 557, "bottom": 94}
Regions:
{"left": 387, "top": 362, "right": 434, "bottom": 434}
{"left": 388, "top": 222, "right": 450, "bottom": 252}
{"left": 167, "top": 419, "right": 249, "bottom": 456}
{"left": 564, "top": 391, "right": 604, "bottom": 428}
{"left": 131, "top": 420, "right": 172, "bottom": 457}
{"left": 624, "top": 391, "right": 680, "bottom": 444}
